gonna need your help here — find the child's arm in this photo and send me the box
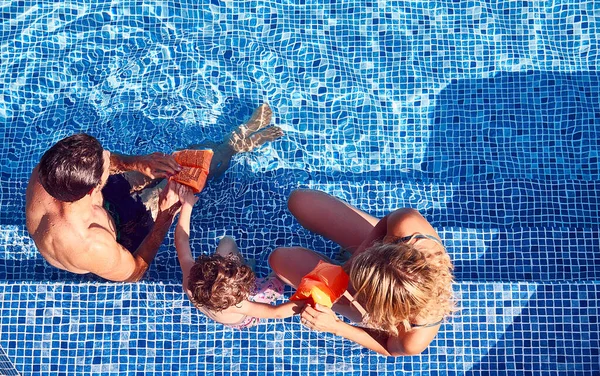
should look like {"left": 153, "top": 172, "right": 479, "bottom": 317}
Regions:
{"left": 174, "top": 183, "right": 199, "bottom": 283}
{"left": 228, "top": 299, "right": 306, "bottom": 319}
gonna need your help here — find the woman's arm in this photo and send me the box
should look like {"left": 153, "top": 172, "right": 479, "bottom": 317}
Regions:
{"left": 300, "top": 304, "right": 390, "bottom": 355}
{"left": 301, "top": 304, "right": 438, "bottom": 356}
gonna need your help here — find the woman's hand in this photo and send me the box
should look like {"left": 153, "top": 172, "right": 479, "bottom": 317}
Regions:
{"left": 176, "top": 183, "right": 198, "bottom": 208}
{"left": 301, "top": 304, "right": 342, "bottom": 335}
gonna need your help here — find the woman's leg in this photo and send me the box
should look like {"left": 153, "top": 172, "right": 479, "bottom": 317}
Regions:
{"left": 268, "top": 246, "right": 364, "bottom": 322}
{"left": 287, "top": 189, "right": 380, "bottom": 254}
{"left": 268, "top": 247, "right": 328, "bottom": 288}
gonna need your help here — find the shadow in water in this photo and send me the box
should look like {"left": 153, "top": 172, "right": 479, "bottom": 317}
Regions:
{"left": 461, "top": 283, "right": 600, "bottom": 375}
{"left": 447, "top": 228, "right": 600, "bottom": 282}
{"left": 421, "top": 70, "right": 600, "bottom": 229}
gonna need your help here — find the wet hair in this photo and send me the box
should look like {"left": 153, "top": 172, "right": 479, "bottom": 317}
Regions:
{"left": 345, "top": 240, "right": 455, "bottom": 335}
{"left": 38, "top": 133, "right": 105, "bottom": 202}
{"left": 187, "top": 253, "right": 256, "bottom": 311}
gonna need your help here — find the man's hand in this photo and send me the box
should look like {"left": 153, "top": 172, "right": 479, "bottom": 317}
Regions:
{"left": 158, "top": 181, "right": 182, "bottom": 218}
{"left": 136, "top": 152, "right": 182, "bottom": 179}
{"left": 109, "top": 152, "right": 182, "bottom": 178}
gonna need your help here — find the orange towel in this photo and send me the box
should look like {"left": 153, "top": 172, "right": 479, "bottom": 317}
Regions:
{"left": 290, "top": 260, "right": 349, "bottom": 308}
{"left": 171, "top": 149, "right": 214, "bottom": 193}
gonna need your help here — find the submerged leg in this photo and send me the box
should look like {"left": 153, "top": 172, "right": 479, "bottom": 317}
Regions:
{"left": 240, "top": 103, "right": 273, "bottom": 134}
{"left": 209, "top": 103, "right": 283, "bottom": 178}
{"left": 246, "top": 126, "right": 285, "bottom": 148}
{"left": 215, "top": 236, "right": 241, "bottom": 258}
{"left": 227, "top": 103, "right": 280, "bottom": 153}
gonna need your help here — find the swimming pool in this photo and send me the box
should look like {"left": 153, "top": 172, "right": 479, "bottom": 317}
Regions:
{"left": 1, "top": 0, "right": 599, "bottom": 374}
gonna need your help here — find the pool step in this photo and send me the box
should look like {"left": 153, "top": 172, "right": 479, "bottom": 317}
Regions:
{"left": 2, "top": 223, "right": 599, "bottom": 284}
{"left": 4, "top": 173, "right": 600, "bottom": 228}
{"left": 0, "top": 280, "right": 597, "bottom": 375}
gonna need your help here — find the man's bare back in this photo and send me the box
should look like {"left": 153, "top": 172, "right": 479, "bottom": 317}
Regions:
{"left": 26, "top": 163, "right": 118, "bottom": 274}
{"left": 25, "top": 134, "right": 182, "bottom": 282}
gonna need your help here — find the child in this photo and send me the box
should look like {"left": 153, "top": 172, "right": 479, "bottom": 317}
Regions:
{"left": 174, "top": 183, "right": 304, "bottom": 328}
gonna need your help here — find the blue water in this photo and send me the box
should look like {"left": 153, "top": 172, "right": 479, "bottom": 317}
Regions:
{"left": 1, "top": 0, "right": 600, "bottom": 375}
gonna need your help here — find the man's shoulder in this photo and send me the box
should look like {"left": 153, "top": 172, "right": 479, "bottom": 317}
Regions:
{"left": 87, "top": 225, "right": 121, "bottom": 252}
{"left": 50, "top": 224, "right": 119, "bottom": 261}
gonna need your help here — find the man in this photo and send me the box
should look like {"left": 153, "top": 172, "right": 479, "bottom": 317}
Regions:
{"left": 25, "top": 133, "right": 182, "bottom": 282}
{"left": 26, "top": 103, "right": 282, "bottom": 282}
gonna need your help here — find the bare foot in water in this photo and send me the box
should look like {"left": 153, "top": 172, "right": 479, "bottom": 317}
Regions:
{"left": 247, "top": 126, "right": 284, "bottom": 148}
{"left": 207, "top": 103, "right": 284, "bottom": 178}
{"left": 242, "top": 103, "right": 273, "bottom": 134}
{"left": 227, "top": 103, "right": 283, "bottom": 153}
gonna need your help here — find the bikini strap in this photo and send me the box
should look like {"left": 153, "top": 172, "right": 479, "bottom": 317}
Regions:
{"left": 395, "top": 233, "right": 444, "bottom": 247}
{"left": 342, "top": 290, "right": 368, "bottom": 318}
{"left": 410, "top": 318, "right": 444, "bottom": 329}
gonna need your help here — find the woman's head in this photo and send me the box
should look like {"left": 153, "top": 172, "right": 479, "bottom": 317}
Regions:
{"left": 346, "top": 241, "right": 455, "bottom": 335}
{"left": 187, "top": 253, "right": 256, "bottom": 311}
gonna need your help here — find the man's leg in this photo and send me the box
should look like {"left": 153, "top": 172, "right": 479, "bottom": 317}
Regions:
{"left": 102, "top": 174, "right": 156, "bottom": 252}
{"left": 207, "top": 103, "right": 284, "bottom": 179}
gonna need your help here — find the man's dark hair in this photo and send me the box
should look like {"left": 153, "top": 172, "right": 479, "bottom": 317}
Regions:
{"left": 38, "top": 133, "right": 105, "bottom": 202}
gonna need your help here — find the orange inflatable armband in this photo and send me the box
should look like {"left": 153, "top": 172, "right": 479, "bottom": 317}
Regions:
{"left": 171, "top": 149, "right": 214, "bottom": 193}
{"left": 290, "top": 260, "right": 349, "bottom": 308}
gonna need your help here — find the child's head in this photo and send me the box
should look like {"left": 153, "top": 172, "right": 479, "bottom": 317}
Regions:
{"left": 345, "top": 241, "right": 455, "bottom": 335}
{"left": 187, "top": 253, "right": 256, "bottom": 311}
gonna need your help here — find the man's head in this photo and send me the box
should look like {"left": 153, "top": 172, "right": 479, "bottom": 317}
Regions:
{"left": 38, "top": 133, "right": 109, "bottom": 202}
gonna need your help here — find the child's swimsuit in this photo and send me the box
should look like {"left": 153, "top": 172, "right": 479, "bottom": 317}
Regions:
{"left": 226, "top": 276, "right": 284, "bottom": 330}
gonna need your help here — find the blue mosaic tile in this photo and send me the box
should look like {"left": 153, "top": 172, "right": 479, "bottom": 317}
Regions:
{"left": 1, "top": 0, "right": 600, "bottom": 374}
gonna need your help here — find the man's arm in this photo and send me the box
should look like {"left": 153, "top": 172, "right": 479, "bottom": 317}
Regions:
{"left": 125, "top": 203, "right": 180, "bottom": 281}
{"left": 81, "top": 204, "right": 179, "bottom": 282}
{"left": 82, "top": 181, "right": 181, "bottom": 282}
{"left": 109, "top": 152, "right": 181, "bottom": 178}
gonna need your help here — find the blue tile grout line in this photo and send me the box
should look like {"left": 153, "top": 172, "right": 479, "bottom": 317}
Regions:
{"left": 0, "top": 345, "right": 20, "bottom": 376}
{"left": 1, "top": 0, "right": 600, "bottom": 375}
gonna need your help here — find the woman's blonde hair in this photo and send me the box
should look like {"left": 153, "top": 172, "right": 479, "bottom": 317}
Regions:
{"left": 346, "top": 239, "right": 455, "bottom": 335}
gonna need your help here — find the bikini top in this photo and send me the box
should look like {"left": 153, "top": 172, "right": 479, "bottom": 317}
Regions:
{"left": 347, "top": 232, "right": 446, "bottom": 330}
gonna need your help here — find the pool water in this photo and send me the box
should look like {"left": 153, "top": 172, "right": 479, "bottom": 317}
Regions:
{"left": 1, "top": 0, "right": 599, "bottom": 375}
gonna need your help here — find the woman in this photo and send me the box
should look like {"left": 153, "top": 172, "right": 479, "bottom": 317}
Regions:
{"left": 268, "top": 189, "right": 455, "bottom": 356}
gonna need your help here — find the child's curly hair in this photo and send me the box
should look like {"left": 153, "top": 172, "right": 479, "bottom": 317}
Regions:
{"left": 187, "top": 254, "right": 256, "bottom": 311}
